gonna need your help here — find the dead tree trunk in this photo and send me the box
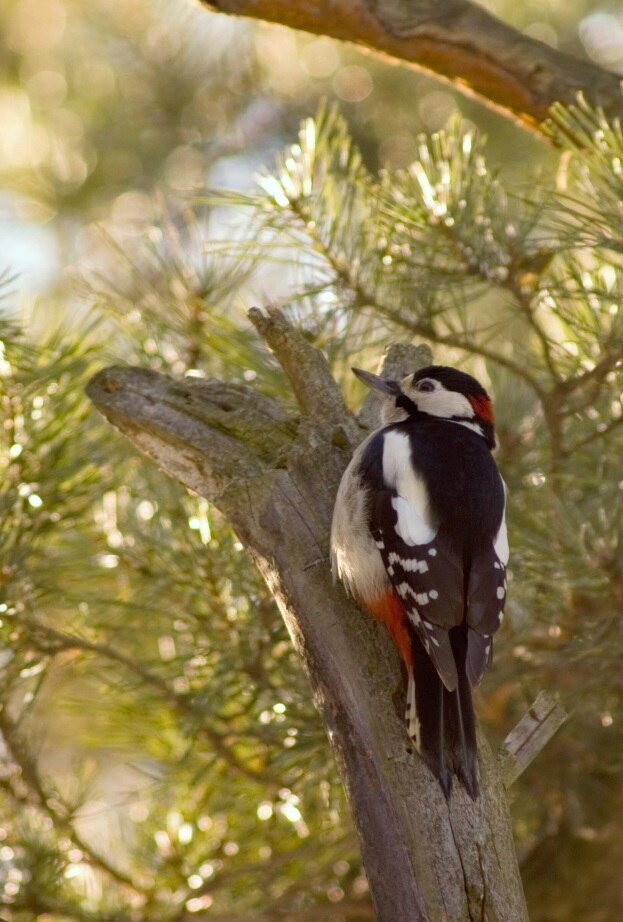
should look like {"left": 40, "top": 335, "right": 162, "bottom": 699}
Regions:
{"left": 87, "top": 309, "right": 562, "bottom": 921}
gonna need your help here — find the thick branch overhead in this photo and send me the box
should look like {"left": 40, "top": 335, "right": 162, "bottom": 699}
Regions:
{"left": 205, "top": 0, "right": 623, "bottom": 130}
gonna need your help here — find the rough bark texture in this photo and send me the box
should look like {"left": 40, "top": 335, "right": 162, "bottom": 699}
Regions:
{"left": 203, "top": 0, "right": 623, "bottom": 132}
{"left": 86, "top": 310, "right": 537, "bottom": 921}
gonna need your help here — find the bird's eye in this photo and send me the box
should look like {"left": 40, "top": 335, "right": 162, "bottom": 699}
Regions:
{"left": 416, "top": 379, "right": 436, "bottom": 393}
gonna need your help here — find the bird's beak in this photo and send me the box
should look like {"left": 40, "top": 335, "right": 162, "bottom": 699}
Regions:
{"left": 352, "top": 368, "right": 400, "bottom": 395}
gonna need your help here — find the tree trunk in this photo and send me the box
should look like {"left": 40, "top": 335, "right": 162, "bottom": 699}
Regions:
{"left": 87, "top": 309, "right": 534, "bottom": 920}
{"left": 204, "top": 0, "right": 623, "bottom": 132}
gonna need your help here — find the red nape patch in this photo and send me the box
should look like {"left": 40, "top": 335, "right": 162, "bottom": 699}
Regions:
{"left": 469, "top": 394, "right": 494, "bottom": 423}
{"left": 365, "top": 591, "right": 413, "bottom": 667}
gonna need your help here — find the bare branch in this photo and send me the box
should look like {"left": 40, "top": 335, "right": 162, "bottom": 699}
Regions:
{"left": 498, "top": 691, "right": 568, "bottom": 787}
{"left": 248, "top": 305, "right": 361, "bottom": 442}
{"left": 86, "top": 365, "right": 295, "bottom": 501}
{"left": 562, "top": 416, "right": 623, "bottom": 457}
{"left": 205, "top": 0, "right": 623, "bottom": 131}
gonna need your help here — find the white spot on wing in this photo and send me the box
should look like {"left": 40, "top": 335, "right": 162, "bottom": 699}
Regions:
{"left": 496, "top": 586, "right": 505, "bottom": 600}
{"left": 387, "top": 552, "right": 429, "bottom": 573}
{"left": 429, "top": 589, "right": 438, "bottom": 600}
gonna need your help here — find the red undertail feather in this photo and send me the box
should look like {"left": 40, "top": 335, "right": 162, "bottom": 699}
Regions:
{"left": 364, "top": 590, "right": 413, "bottom": 668}
{"left": 365, "top": 592, "right": 478, "bottom": 799}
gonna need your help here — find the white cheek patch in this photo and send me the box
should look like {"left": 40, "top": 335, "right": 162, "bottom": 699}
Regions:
{"left": 411, "top": 388, "right": 475, "bottom": 419}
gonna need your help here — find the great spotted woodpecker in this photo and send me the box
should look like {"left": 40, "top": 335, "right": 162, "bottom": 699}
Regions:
{"left": 331, "top": 364, "right": 508, "bottom": 799}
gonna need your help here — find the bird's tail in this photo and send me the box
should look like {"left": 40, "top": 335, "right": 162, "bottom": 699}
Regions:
{"left": 406, "top": 624, "right": 478, "bottom": 799}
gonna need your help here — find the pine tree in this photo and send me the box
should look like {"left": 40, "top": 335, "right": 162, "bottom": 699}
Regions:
{"left": 2, "top": 91, "right": 623, "bottom": 918}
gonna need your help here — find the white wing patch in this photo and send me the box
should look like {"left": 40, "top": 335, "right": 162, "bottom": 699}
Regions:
{"left": 391, "top": 496, "right": 437, "bottom": 545}
{"left": 382, "top": 431, "right": 437, "bottom": 545}
{"left": 382, "top": 431, "right": 430, "bottom": 510}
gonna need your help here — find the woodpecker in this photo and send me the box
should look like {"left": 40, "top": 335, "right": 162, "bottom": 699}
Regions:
{"left": 331, "top": 364, "right": 508, "bottom": 799}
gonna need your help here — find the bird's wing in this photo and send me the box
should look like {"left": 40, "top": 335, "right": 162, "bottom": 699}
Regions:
{"left": 368, "top": 487, "right": 464, "bottom": 692}
{"left": 464, "top": 514, "right": 508, "bottom": 685}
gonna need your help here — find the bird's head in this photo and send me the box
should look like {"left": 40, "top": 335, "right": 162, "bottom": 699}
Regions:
{"left": 353, "top": 364, "right": 496, "bottom": 448}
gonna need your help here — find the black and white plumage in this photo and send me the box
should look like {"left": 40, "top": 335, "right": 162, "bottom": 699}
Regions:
{"left": 331, "top": 364, "right": 508, "bottom": 798}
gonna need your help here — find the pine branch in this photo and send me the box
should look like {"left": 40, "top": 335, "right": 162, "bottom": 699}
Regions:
{"left": 0, "top": 708, "right": 139, "bottom": 893}
{"left": 561, "top": 416, "right": 623, "bottom": 458}
{"left": 34, "top": 624, "right": 280, "bottom": 787}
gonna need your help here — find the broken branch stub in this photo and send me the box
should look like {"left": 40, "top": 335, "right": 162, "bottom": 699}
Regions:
{"left": 499, "top": 691, "right": 568, "bottom": 788}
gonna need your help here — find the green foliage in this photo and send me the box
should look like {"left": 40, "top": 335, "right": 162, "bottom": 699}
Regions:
{"left": 0, "top": 307, "right": 362, "bottom": 920}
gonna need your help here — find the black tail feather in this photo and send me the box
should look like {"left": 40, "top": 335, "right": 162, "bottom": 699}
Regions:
{"left": 408, "top": 625, "right": 478, "bottom": 799}
{"left": 446, "top": 626, "right": 478, "bottom": 798}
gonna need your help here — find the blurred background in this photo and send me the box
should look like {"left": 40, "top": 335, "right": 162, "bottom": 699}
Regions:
{"left": 1, "top": 0, "right": 623, "bottom": 919}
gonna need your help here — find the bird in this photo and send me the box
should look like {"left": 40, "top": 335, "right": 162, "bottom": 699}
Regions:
{"left": 330, "top": 363, "right": 508, "bottom": 799}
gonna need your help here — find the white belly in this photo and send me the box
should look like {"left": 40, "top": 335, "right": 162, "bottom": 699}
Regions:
{"left": 330, "top": 437, "right": 390, "bottom": 603}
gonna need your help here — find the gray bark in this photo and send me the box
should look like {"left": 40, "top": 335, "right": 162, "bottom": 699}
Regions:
{"left": 498, "top": 691, "right": 567, "bottom": 789}
{"left": 87, "top": 309, "right": 543, "bottom": 921}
